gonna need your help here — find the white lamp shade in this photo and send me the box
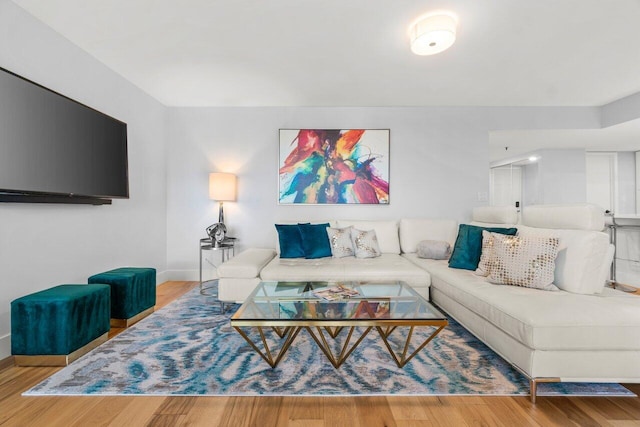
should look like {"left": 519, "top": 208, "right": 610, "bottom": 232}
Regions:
{"left": 209, "top": 172, "right": 237, "bottom": 201}
{"left": 409, "top": 13, "right": 457, "bottom": 56}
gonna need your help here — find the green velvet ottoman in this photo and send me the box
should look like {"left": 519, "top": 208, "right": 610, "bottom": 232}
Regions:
{"left": 11, "top": 284, "right": 110, "bottom": 366}
{"left": 88, "top": 267, "right": 156, "bottom": 327}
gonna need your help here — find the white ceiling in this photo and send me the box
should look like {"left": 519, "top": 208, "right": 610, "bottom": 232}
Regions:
{"left": 10, "top": 0, "right": 640, "bottom": 107}
{"left": 490, "top": 118, "right": 640, "bottom": 162}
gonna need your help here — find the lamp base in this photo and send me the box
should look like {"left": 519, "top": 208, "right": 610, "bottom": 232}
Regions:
{"left": 218, "top": 202, "right": 225, "bottom": 225}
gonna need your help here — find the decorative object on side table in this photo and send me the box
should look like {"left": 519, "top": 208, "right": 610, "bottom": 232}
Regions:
{"left": 206, "top": 222, "right": 227, "bottom": 247}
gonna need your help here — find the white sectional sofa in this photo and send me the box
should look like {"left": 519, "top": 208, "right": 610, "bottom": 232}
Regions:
{"left": 217, "top": 204, "right": 640, "bottom": 401}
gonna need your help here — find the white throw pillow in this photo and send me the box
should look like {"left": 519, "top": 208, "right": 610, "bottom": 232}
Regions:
{"left": 487, "top": 232, "right": 560, "bottom": 291}
{"left": 326, "top": 226, "right": 355, "bottom": 258}
{"left": 350, "top": 228, "right": 382, "bottom": 259}
{"left": 516, "top": 225, "right": 611, "bottom": 295}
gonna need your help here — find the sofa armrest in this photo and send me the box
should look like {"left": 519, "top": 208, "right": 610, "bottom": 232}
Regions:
{"left": 217, "top": 248, "right": 276, "bottom": 279}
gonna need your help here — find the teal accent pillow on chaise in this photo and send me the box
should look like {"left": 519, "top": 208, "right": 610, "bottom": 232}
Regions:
{"left": 448, "top": 224, "right": 517, "bottom": 270}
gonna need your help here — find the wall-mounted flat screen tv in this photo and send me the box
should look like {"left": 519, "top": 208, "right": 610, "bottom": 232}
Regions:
{"left": 0, "top": 67, "right": 128, "bottom": 205}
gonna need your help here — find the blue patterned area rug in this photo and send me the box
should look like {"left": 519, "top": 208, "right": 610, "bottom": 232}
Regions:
{"left": 25, "top": 285, "right": 634, "bottom": 397}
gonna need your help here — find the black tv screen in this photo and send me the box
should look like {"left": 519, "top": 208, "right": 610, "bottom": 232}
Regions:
{"left": 0, "top": 67, "right": 128, "bottom": 204}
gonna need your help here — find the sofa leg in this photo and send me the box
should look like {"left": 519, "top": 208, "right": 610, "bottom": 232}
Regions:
{"left": 530, "top": 379, "right": 537, "bottom": 403}
{"left": 529, "top": 377, "right": 560, "bottom": 403}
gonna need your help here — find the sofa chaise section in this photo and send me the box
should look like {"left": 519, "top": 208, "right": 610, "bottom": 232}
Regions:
{"left": 402, "top": 204, "right": 640, "bottom": 395}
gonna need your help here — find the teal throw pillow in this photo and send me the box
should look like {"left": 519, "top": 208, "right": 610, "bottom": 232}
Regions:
{"left": 448, "top": 224, "right": 518, "bottom": 270}
{"left": 299, "top": 223, "right": 332, "bottom": 259}
{"left": 275, "top": 224, "right": 306, "bottom": 258}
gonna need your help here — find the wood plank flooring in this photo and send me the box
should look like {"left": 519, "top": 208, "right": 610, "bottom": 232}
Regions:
{"left": 1, "top": 281, "right": 640, "bottom": 426}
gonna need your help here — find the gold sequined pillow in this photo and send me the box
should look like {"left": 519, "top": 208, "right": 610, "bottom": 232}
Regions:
{"left": 350, "top": 228, "right": 382, "bottom": 259}
{"left": 326, "top": 226, "right": 355, "bottom": 258}
{"left": 487, "top": 232, "right": 560, "bottom": 291}
{"left": 475, "top": 230, "right": 496, "bottom": 276}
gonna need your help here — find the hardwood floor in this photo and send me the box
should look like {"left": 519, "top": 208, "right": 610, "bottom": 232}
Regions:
{"left": 2, "top": 281, "right": 640, "bottom": 426}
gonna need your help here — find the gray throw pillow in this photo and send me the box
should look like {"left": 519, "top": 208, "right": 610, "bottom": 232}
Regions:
{"left": 326, "top": 226, "right": 355, "bottom": 258}
{"left": 351, "top": 228, "right": 382, "bottom": 259}
{"left": 417, "top": 240, "right": 451, "bottom": 260}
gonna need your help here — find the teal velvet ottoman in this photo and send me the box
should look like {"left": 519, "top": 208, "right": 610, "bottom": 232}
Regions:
{"left": 11, "top": 284, "right": 110, "bottom": 366}
{"left": 88, "top": 267, "right": 156, "bottom": 327}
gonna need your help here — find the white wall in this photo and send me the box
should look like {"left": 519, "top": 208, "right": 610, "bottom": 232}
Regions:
{"left": 537, "top": 149, "right": 587, "bottom": 204}
{"left": 0, "top": 2, "right": 167, "bottom": 359}
{"left": 602, "top": 92, "right": 640, "bottom": 128}
{"left": 522, "top": 162, "right": 540, "bottom": 206}
{"left": 617, "top": 151, "right": 636, "bottom": 214}
{"left": 165, "top": 106, "right": 600, "bottom": 278}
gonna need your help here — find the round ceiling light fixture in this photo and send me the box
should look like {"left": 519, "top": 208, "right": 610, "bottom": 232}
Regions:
{"left": 408, "top": 11, "right": 458, "bottom": 56}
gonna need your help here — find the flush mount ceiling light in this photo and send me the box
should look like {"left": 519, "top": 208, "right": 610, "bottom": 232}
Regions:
{"left": 408, "top": 11, "right": 458, "bottom": 56}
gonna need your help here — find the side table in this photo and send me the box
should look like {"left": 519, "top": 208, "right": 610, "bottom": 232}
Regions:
{"left": 199, "top": 238, "right": 236, "bottom": 305}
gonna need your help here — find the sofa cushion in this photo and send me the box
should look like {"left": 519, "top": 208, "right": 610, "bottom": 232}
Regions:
{"left": 404, "top": 254, "right": 640, "bottom": 351}
{"left": 259, "top": 254, "right": 430, "bottom": 295}
{"left": 299, "top": 223, "right": 332, "bottom": 259}
{"left": 260, "top": 257, "right": 346, "bottom": 282}
{"left": 517, "top": 225, "right": 611, "bottom": 294}
{"left": 521, "top": 204, "right": 605, "bottom": 231}
{"left": 472, "top": 206, "right": 518, "bottom": 225}
{"left": 217, "top": 248, "right": 277, "bottom": 278}
{"left": 448, "top": 224, "right": 517, "bottom": 271}
{"left": 340, "top": 255, "right": 429, "bottom": 285}
{"left": 337, "top": 220, "right": 400, "bottom": 254}
{"left": 399, "top": 218, "right": 458, "bottom": 253}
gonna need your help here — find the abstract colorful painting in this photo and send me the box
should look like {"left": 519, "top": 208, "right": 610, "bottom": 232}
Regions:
{"left": 279, "top": 129, "right": 390, "bottom": 204}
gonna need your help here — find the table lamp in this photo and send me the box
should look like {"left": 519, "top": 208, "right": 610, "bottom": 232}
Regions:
{"left": 209, "top": 172, "right": 237, "bottom": 225}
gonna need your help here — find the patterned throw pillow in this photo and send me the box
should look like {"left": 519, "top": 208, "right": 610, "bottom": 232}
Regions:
{"left": 326, "top": 226, "right": 355, "bottom": 258}
{"left": 350, "top": 228, "right": 382, "bottom": 259}
{"left": 475, "top": 230, "right": 496, "bottom": 276}
{"left": 487, "top": 232, "right": 560, "bottom": 291}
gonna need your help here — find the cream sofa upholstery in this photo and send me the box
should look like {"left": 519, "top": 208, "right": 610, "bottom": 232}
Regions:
{"left": 259, "top": 220, "right": 430, "bottom": 299}
{"left": 217, "top": 204, "right": 640, "bottom": 394}
{"left": 217, "top": 248, "right": 276, "bottom": 303}
{"left": 402, "top": 204, "right": 640, "bottom": 388}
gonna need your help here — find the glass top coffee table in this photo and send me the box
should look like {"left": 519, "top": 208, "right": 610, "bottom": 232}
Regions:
{"left": 230, "top": 281, "right": 447, "bottom": 368}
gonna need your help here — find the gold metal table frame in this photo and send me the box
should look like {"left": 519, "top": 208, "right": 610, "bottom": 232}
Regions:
{"left": 230, "top": 281, "right": 448, "bottom": 369}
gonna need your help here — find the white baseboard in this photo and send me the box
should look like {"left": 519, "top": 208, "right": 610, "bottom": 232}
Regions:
{"left": 156, "top": 270, "right": 170, "bottom": 285}
{"left": 0, "top": 334, "right": 11, "bottom": 361}
{"left": 160, "top": 270, "right": 215, "bottom": 283}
